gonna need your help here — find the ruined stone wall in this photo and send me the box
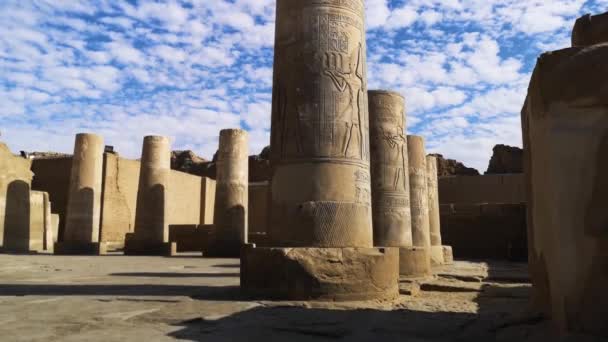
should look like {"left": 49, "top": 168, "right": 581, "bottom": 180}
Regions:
{"left": 31, "top": 157, "right": 71, "bottom": 239}
{"left": 167, "top": 170, "right": 203, "bottom": 225}
{"left": 248, "top": 182, "right": 268, "bottom": 235}
{"left": 439, "top": 174, "right": 525, "bottom": 205}
{"left": 440, "top": 203, "right": 527, "bottom": 261}
{"left": 30, "top": 154, "right": 212, "bottom": 246}
{"left": 0, "top": 143, "right": 34, "bottom": 248}
{"left": 99, "top": 154, "right": 140, "bottom": 247}
{"left": 523, "top": 41, "right": 608, "bottom": 336}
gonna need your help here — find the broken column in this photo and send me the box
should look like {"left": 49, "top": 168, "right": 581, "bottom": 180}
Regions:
{"left": 241, "top": 0, "right": 399, "bottom": 300}
{"left": 55, "top": 133, "right": 104, "bottom": 254}
{"left": 426, "top": 155, "right": 452, "bottom": 265}
{"left": 523, "top": 18, "right": 608, "bottom": 337}
{"left": 404, "top": 135, "right": 432, "bottom": 277}
{"left": 125, "top": 136, "right": 175, "bottom": 255}
{"left": 206, "top": 129, "right": 249, "bottom": 257}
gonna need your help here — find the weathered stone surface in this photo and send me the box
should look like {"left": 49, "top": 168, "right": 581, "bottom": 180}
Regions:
{"left": 429, "top": 154, "right": 479, "bottom": 177}
{"left": 572, "top": 12, "right": 608, "bottom": 47}
{"left": 241, "top": 245, "right": 399, "bottom": 301}
{"left": 200, "top": 177, "right": 216, "bottom": 226}
{"left": 485, "top": 144, "right": 523, "bottom": 174}
{"left": 426, "top": 156, "right": 445, "bottom": 267}
{"left": 408, "top": 137, "right": 430, "bottom": 246}
{"left": 31, "top": 156, "right": 71, "bottom": 240}
{"left": 522, "top": 42, "right": 608, "bottom": 337}
{"left": 171, "top": 148, "right": 271, "bottom": 182}
{"left": 399, "top": 246, "right": 431, "bottom": 278}
{"left": 3, "top": 190, "right": 48, "bottom": 253}
{"left": 407, "top": 136, "right": 432, "bottom": 277}
{"left": 267, "top": 0, "right": 373, "bottom": 248}
{"left": 442, "top": 245, "right": 454, "bottom": 265}
{"left": 171, "top": 150, "right": 209, "bottom": 175}
{"left": 439, "top": 174, "right": 526, "bottom": 205}
{"left": 125, "top": 136, "right": 172, "bottom": 255}
{"left": 207, "top": 129, "right": 249, "bottom": 257}
{"left": 56, "top": 133, "right": 104, "bottom": 254}
{"left": 441, "top": 203, "right": 527, "bottom": 261}
{"left": 0, "top": 143, "right": 33, "bottom": 249}
{"left": 369, "top": 90, "right": 411, "bottom": 248}
{"left": 248, "top": 182, "right": 268, "bottom": 236}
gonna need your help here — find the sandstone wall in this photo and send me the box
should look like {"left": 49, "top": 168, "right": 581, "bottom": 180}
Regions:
{"left": 30, "top": 153, "right": 213, "bottom": 247}
{"left": 99, "top": 154, "right": 140, "bottom": 248}
{"left": 167, "top": 170, "right": 203, "bottom": 225}
{"left": 440, "top": 203, "right": 527, "bottom": 261}
{"left": 523, "top": 42, "right": 608, "bottom": 336}
{"left": 248, "top": 182, "right": 268, "bottom": 235}
{"left": 0, "top": 143, "right": 34, "bottom": 248}
{"left": 31, "top": 157, "right": 71, "bottom": 239}
{"left": 439, "top": 174, "right": 525, "bottom": 205}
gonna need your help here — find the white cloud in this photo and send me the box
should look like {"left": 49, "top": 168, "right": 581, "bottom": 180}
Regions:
{"left": 0, "top": 0, "right": 604, "bottom": 170}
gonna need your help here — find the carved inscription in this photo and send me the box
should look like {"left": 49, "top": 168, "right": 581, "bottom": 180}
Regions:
{"left": 271, "top": 5, "right": 368, "bottom": 163}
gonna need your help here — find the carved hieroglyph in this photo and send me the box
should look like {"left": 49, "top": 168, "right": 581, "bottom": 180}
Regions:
{"left": 210, "top": 129, "right": 249, "bottom": 254}
{"left": 133, "top": 136, "right": 170, "bottom": 244}
{"left": 368, "top": 90, "right": 412, "bottom": 247}
{"left": 426, "top": 155, "right": 442, "bottom": 247}
{"left": 269, "top": 0, "right": 372, "bottom": 248}
{"left": 63, "top": 133, "right": 104, "bottom": 244}
{"left": 407, "top": 135, "right": 430, "bottom": 249}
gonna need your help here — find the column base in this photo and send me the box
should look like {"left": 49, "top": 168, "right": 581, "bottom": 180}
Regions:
{"left": 399, "top": 246, "right": 432, "bottom": 279}
{"left": 442, "top": 245, "right": 454, "bottom": 265}
{"left": 54, "top": 242, "right": 108, "bottom": 255}
{"left": 241, "top": 245, "right": 399, "bottom": 301}
{"left": 430, "top": 245, "right": 445, "bottom": 266}
{"left": 124, "top": 234, "right": 176, "bottom": 256}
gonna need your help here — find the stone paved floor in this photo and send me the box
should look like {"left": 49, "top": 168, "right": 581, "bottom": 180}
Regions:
{"left": 0, "top": 254, "right": 597, "bottom": 341}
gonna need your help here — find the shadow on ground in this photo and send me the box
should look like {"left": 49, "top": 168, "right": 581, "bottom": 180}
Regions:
{"left": 109, "top": 272, "right": 240, "bottom": 278}
{"left": 0, "top": 284, "right": 241, "bottom": 300}
{"left": 167, "top": 261, "right": 552, "bottom": 342}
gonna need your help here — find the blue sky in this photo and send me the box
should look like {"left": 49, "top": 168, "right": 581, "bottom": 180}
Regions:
{"left": 1, "top": 0, "right": 607, "bottom": 171}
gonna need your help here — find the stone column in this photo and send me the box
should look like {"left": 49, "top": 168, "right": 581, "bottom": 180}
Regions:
{"left": 427, "top": 155, "right": 445, "bottom": 265}
{"left": 368, "top": 90, "right": 411, "bottom": 247}
{"left": 404, "top": 135, "right": 431, "bottom": 276}
{"left": 125, "top": 136, "right": 174, "bottom": 255}
{"left": 206, "top": 129, "right": 248, "bottom": 257}
{"left": 241, "top": 0, "right": 399, "bottom": 301}
{"left": 267, "top": 0, "right": 373, "bottom": 248}
{"left": 55, "top": 133, "right": 104, "bottom": 254}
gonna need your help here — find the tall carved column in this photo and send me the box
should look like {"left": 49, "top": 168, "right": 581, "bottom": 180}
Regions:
{"left": 241, "top": 0, "right": 399, "bottom": 301}
{"left": 368, "top": 90, "right": 411, "bottom": 247}
{"left": 267, "top": 0, "right": 373, "bottom": 248}
{"left": 125, "top": 136, "right": 175, "bottom": 256}
{"left": 55, "top": 133, "right": 104, "bottom": 254}
{"left": 427, "top": 155, "right": 448, "bottom": 265}
{"left": 206, "top": 129, "right": 248, "bottom": 257}
{"left": 403, "top": 135, "right": 432, "bottom": 277}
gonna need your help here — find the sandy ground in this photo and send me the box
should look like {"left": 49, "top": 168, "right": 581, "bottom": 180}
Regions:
{"left": 0, "top": 254, "right": 599, "bottom": 342}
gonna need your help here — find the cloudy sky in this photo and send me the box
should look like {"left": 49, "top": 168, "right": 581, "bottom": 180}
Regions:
{"left": 1, "top": 0, "right": 607, "bottom": 171}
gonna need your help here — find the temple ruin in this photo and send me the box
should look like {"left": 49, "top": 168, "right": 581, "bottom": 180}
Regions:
{"left": 0, "top": 3, "right": 606, "bottom": 341}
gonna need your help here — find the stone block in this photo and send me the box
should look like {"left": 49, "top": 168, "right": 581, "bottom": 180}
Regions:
{"left": 169, "top": 224, "right": 205, "bottom": 253}
{"left": 124, "top": 233, "right": 176, "bottom": 256}
{"left": 523, "top": 42, "right": 608, "bottom": 336}
{"left": 241, "top": 245, "right": 399, "bottom": 301}
{"left": 399, "top": 246, "right": 432, "bottom": 279}
{"left": 572, "top": 12, "right": 608, "bottom": 47}
{"left": 442, "top": 246, "right": 454, "bottom": 265}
